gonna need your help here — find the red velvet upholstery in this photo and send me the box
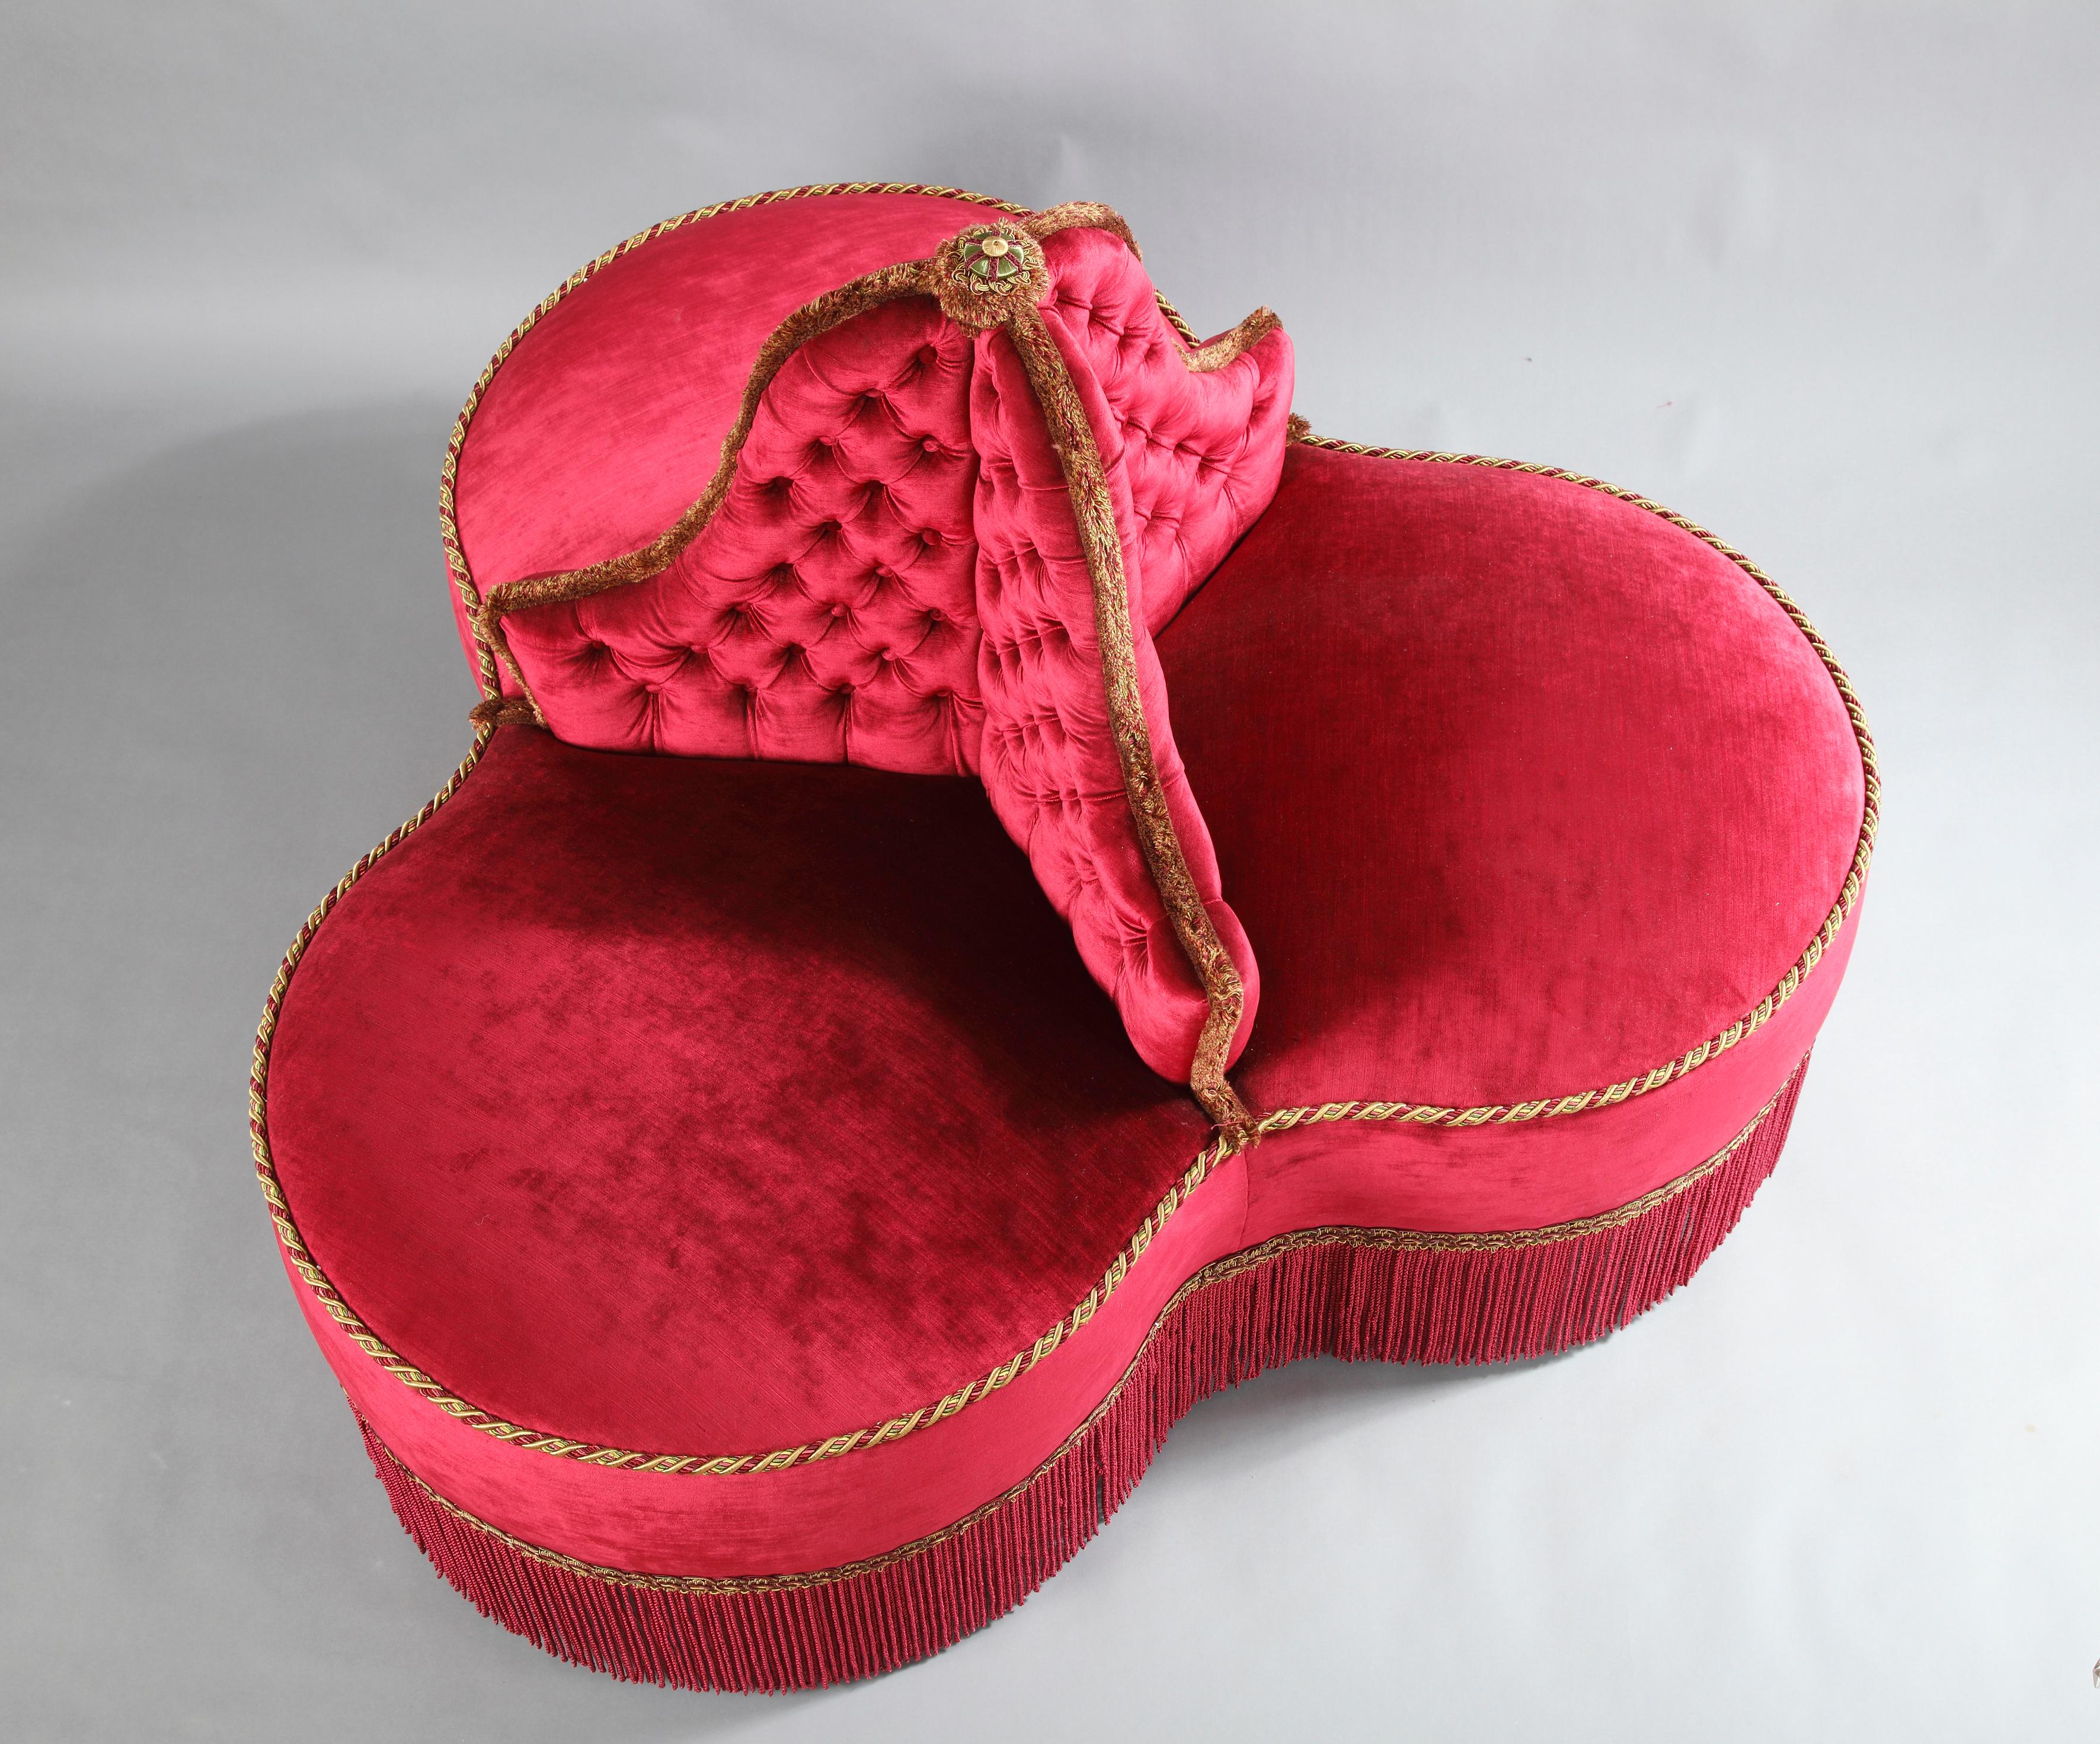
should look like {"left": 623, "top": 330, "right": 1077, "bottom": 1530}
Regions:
{"left": 266, "top": 433, "right": 1866, "bottom": 1582}
{"left": 260, "top": 185, "right": 1873, "bottom": 1688}
{"left": 269, "top": 726, "right": 1209, "bottom": 1454}
{"left": 969, "top": 227, "right": 1280, "bottom": 1080}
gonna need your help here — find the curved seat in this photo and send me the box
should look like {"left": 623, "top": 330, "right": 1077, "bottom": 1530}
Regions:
{"left": 1161, "top": 442, "right": 1868, "bottom": 1228}
{"left": 254, "top": 183, "right": 1874, "bottom": 1690}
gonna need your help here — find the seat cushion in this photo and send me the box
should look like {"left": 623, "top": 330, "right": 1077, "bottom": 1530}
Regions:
{"left": 266, "top": 725, "right": 1209, "bottom": 1458}
{"left": 1159, "top": 442, "right": 1868, "bottom": 1118}
{"left": 260, "top": 436, "right": 1868, "bottom": 1630}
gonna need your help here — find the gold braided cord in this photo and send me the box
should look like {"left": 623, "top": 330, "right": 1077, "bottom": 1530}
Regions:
{"left": 438, "top": 183, "right": 1203, "bottom": 702}
{"left": 1248, "top": 431, "right": 1881, "bottom": 1134}
{"left": 359, "top": 1072, "right": 1792, "bottom": 1596}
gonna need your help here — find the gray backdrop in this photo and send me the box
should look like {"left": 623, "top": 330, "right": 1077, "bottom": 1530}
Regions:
{"left": 4, "top": 4, "right": 2094, "bottom": 1739}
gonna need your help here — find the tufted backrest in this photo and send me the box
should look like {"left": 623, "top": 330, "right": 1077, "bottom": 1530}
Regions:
{"left": 968, "top": 226, "right": 1285, "bottom": 1096}
{"left": 496, "top": 297, "right": 985, "bottom": 775}
{"left": 469, "top": 201, "right": 1291, "bottom": 1118}
{"left": 1040, "top": 228, "right": 1293, "bottom": 635}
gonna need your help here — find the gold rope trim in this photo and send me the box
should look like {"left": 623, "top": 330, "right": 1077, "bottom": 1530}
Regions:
{"left": 1248, "top": 431, "right": 1882, "bottom": 1133}
{"left": 1003, "top": 303, "right": 1252, "bottom": 1130}
{"left": 438, "top": 182, "right": 1206, "bottom": 705}
{"left": 360, "top": 1071, "right": 1791, "bottom": 1596}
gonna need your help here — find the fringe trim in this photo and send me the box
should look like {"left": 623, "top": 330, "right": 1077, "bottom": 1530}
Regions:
{"left": 360, "top": 1060, "right": 1803, "bottom": 1691}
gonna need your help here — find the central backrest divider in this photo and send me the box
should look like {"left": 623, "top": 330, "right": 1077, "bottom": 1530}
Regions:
{"left": 468, "top": 204, "right": 1294, "bottom": 1122}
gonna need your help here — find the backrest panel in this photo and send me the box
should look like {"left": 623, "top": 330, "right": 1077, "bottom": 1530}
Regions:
{"left": 449, "top": 187, "right": 1027, "bottom": 689}
{"left": 966, "top": 234, "right": 1275, "bottom": 1084}
{"left": 501, "top": 299, "right": 985, "bottom": 773}
{"left": 970, "top": 323, "right": 1219, "bottom": 1078}
{"left": 1041, "top": 228, "right": 1293, "bottom": 633}
{"left": 472, "top": 201, "right": 1289, "bottom": 1097}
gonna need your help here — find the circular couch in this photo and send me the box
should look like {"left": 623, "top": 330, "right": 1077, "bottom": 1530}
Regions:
{"left": 251, "top": 184, "right": 1874, "bottom": 1689}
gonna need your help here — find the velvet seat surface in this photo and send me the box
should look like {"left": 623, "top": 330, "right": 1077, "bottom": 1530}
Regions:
{"left": 266, "top": 727, "right": 1209, "bottom": 1454}
{"left": 1160, "top": 443, "right": 1866, "bottom": 1112}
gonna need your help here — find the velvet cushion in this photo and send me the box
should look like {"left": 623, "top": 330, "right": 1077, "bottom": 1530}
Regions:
{"left": 267, "top": 726, "right": 1210, "bottom": 1456}
{"left": 1158, "top": 443, "right": 1867, "bottom": 1113}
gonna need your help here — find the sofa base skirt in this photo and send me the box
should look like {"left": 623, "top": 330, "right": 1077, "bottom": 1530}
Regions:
{"left": 355, "top": 1061, "right": 1802, "bottom": 1692}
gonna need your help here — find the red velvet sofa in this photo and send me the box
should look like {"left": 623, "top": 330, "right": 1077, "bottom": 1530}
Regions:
{"left": 252, "top": 183, "right": 1876, "bottom": 1689}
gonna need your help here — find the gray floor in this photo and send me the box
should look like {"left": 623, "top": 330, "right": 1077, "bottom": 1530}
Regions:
{"left": 4, "top": 5, "right": 2095, "bottom": 1740}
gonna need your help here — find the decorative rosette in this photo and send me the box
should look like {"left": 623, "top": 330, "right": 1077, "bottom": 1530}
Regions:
{"left": 931, "top": 222, "right": 1049, "bottom": 328}
{"left": 958, "top": 231, "right": 1028, "bottom": 290}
